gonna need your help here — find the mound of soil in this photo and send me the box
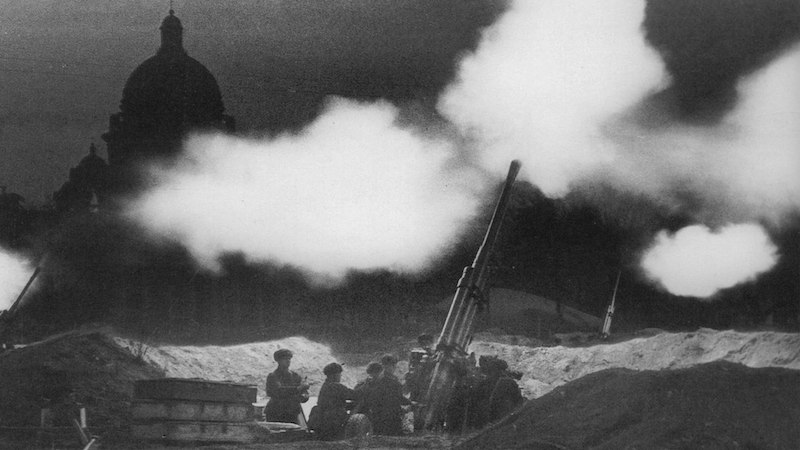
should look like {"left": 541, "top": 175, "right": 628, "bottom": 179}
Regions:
{"left": 113, "top": 335, "right": 404, "bottom": 401}
{"left": 3, "top": 327, "right": 799, "bottom": 449}
{"left": 457, "top": 361, "right": 800, "bottom": 450}
{"left": 471, "top": 328, "right": 800, "bottom": 398}
{"left": 0, "top": 330, "right": 162, "bottom": 428}
{"left": 0, "top": 330, "right": 408, "bottom": 428}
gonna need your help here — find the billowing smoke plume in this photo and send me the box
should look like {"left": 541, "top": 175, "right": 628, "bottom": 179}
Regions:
{"left": 440, "top": 0, "right": 799, "bottom": 295}
{"left": 0, "top": 247, "right": 34, "bottom": 310}
{"left": 605, "top": 45, "right": 800, "bottom": 225}
{"left": 128, "top": 0, "right": 798, "bottom": 294}
{"left": 127, "top": 99, "right": 483, "bottom": 281}
{"left": 719, "top": 46, "right": 800, "bottom": 221}
{"left": 641, "top": 224, "right": 779, "bottom": 298}
{"left": 439, "top": 0, "right": 667, "bottom": 196}
{"left": 441, "top": 0, "right": 799, "bottom": 222}
{"left": 622, "top": 47, "right": 800, "bottom": 294}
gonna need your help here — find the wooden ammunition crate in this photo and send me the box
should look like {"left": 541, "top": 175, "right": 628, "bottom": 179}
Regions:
{"left": 132, "top": 378, "right": 267, "bottom": 444}
{"left": 134, "top": 378, "right": 257, "bottom": 404}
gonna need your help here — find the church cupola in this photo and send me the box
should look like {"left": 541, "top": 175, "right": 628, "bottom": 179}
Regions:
{"left": 103, "top": 7, "right": 234, "bottom": 194}
{"left": 159, "top": 9, "right": 184, "bottom": 54}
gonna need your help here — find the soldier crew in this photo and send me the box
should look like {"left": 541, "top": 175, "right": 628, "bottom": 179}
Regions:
{"left": 264, "top": 349, "right": 310, "bottom": 424}
{"left": 405, "top": 333, "right": 435, "bottom": 400}
{"left": 275, "top": 348, "right": 524, "bottom": 439}
{"left": 468, "top": 355, "right": 523, "bottom": 428}
{"left": 362, "top": 354, "right": 413, "bottom": 435}
{"left": 405, "top": 333, "right": 435, "bottom": 430}
{"left": 310, "top": 362, "right": 356, "bottom": 440}
{"left": 353, "top": 362, "right": 383, "bottom": 414}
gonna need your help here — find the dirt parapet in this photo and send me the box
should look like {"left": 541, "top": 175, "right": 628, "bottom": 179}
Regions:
{"left": 471, "top": 328, "right": 800, "bottom": 398}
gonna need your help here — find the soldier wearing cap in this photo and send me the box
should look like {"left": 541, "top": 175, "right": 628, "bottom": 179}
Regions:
{"left": 310, "top": 362, "right": 356, "bottom": 440}
{"left": 264, "top": 349, "right": 310, "bottom": 424}
{"left": 362, "top": 354, "right": 412, "bottom": 435}
{"left": 405, "top": 333, "right": 436, "bottom": 430}
{"left": 353, "top": 362, "right": 383, "bottom": 414}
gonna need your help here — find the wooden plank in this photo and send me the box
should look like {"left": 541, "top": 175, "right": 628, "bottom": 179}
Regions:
{"left": 71, "top": 418, "right": 89, "bottom": 446}
{"left": 134, "top": 378, "right": 257, "bottom": 403}
{"left": 132, "top": 399, "right": 253, "bottom": 423}
{"left": 131, "top": 421, "right": 276, "bottom": 444}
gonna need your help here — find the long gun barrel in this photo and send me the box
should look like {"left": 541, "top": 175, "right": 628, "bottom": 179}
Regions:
{"left": 0, "top": 265, "right": 41, "bottom": 344}
{"left": 421, "top": 160, "right": 521, "bottom": 430}
{"left": 8, "top": 266, "right": 41, "bottom": 317}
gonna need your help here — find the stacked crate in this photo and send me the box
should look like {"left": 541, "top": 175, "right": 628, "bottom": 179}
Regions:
{"left": 131, "top": 378, "right": 269, "bottom": 444}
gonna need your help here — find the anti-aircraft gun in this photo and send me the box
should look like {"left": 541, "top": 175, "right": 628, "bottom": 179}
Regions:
{"left": 600, "top": 270, "right": 621, "bottom": 340}
{"left": 420, "top": 160, "right": 521, "bottom": 430}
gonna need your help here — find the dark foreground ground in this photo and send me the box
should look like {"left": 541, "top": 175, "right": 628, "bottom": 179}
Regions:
{"left": 458, "top": 361, "right": 800, "bottom": 449}
{"left": 1, "top": 330, "right": 799, "bottom": 449}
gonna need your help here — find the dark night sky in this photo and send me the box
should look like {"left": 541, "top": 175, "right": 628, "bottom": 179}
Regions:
{"left": 0, "top": 0, "right": 797, "bottom": 201}
{"left": 0, "top": 0, "right": 506, "bottom": 202}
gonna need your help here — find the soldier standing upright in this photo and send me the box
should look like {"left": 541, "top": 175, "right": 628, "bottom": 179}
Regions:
{"left": 264, "top": 349, "right": 310, "bottom": 424}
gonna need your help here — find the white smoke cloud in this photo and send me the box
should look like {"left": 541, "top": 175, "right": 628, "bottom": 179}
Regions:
{"left": 441, "top": 0, "right": 798, "bottom": 223}
{"left": 721, "top": 46, "right": 800, "bottom": 221}
{"left": 640, "top": 224, "right": 779, "bottom": 298}
{"left": 127, "top": 98, "right": 483, "bottom": 281}
{"left": 128, "top": 1, "right": 797, "bottom": 295}
{"left": 604, "top": 45, "right": 800, "bottom": 224}
{"left": 439, "top": 0, "right": 667, "bottom": 196}
{"left": 439, "top": 0, "right": 797, "bottom": 297}
{"left": 0, "top": 247, "right": 34, "bottom": 310}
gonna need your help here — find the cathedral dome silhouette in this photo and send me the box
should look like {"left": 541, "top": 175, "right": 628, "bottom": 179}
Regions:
{"left": 119, "top": 10, "right": 225, "bottom": 135}
{"left": 103, "top": 9, "right": 234, "bottom": 185}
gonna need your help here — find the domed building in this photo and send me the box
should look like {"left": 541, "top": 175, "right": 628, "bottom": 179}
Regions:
{"left": 102, "top": 9, "right": 235, "bottom": 189}
{"left": 54, "top": 143, "right": 110, "bottom": 214}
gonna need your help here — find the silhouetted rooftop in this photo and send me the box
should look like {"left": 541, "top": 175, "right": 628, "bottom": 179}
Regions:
{"left": 119, "top": 10, "right": 225, "bottom": 134}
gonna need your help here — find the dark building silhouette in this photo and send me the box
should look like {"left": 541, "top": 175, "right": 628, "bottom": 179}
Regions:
{"left": 102, "top": 9, "right": 235, "bottom": 193}
{"left": 52, "top": 9, "right": 236, "bottom": 214}
{"left": 53, "top": 143, "right": 109, "bottom": 215}
{"left": 0, "top": 186, "right": 24, "bottom": 212}
{"left": 0, "top": 185, "right": 27, "bottom": 246}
